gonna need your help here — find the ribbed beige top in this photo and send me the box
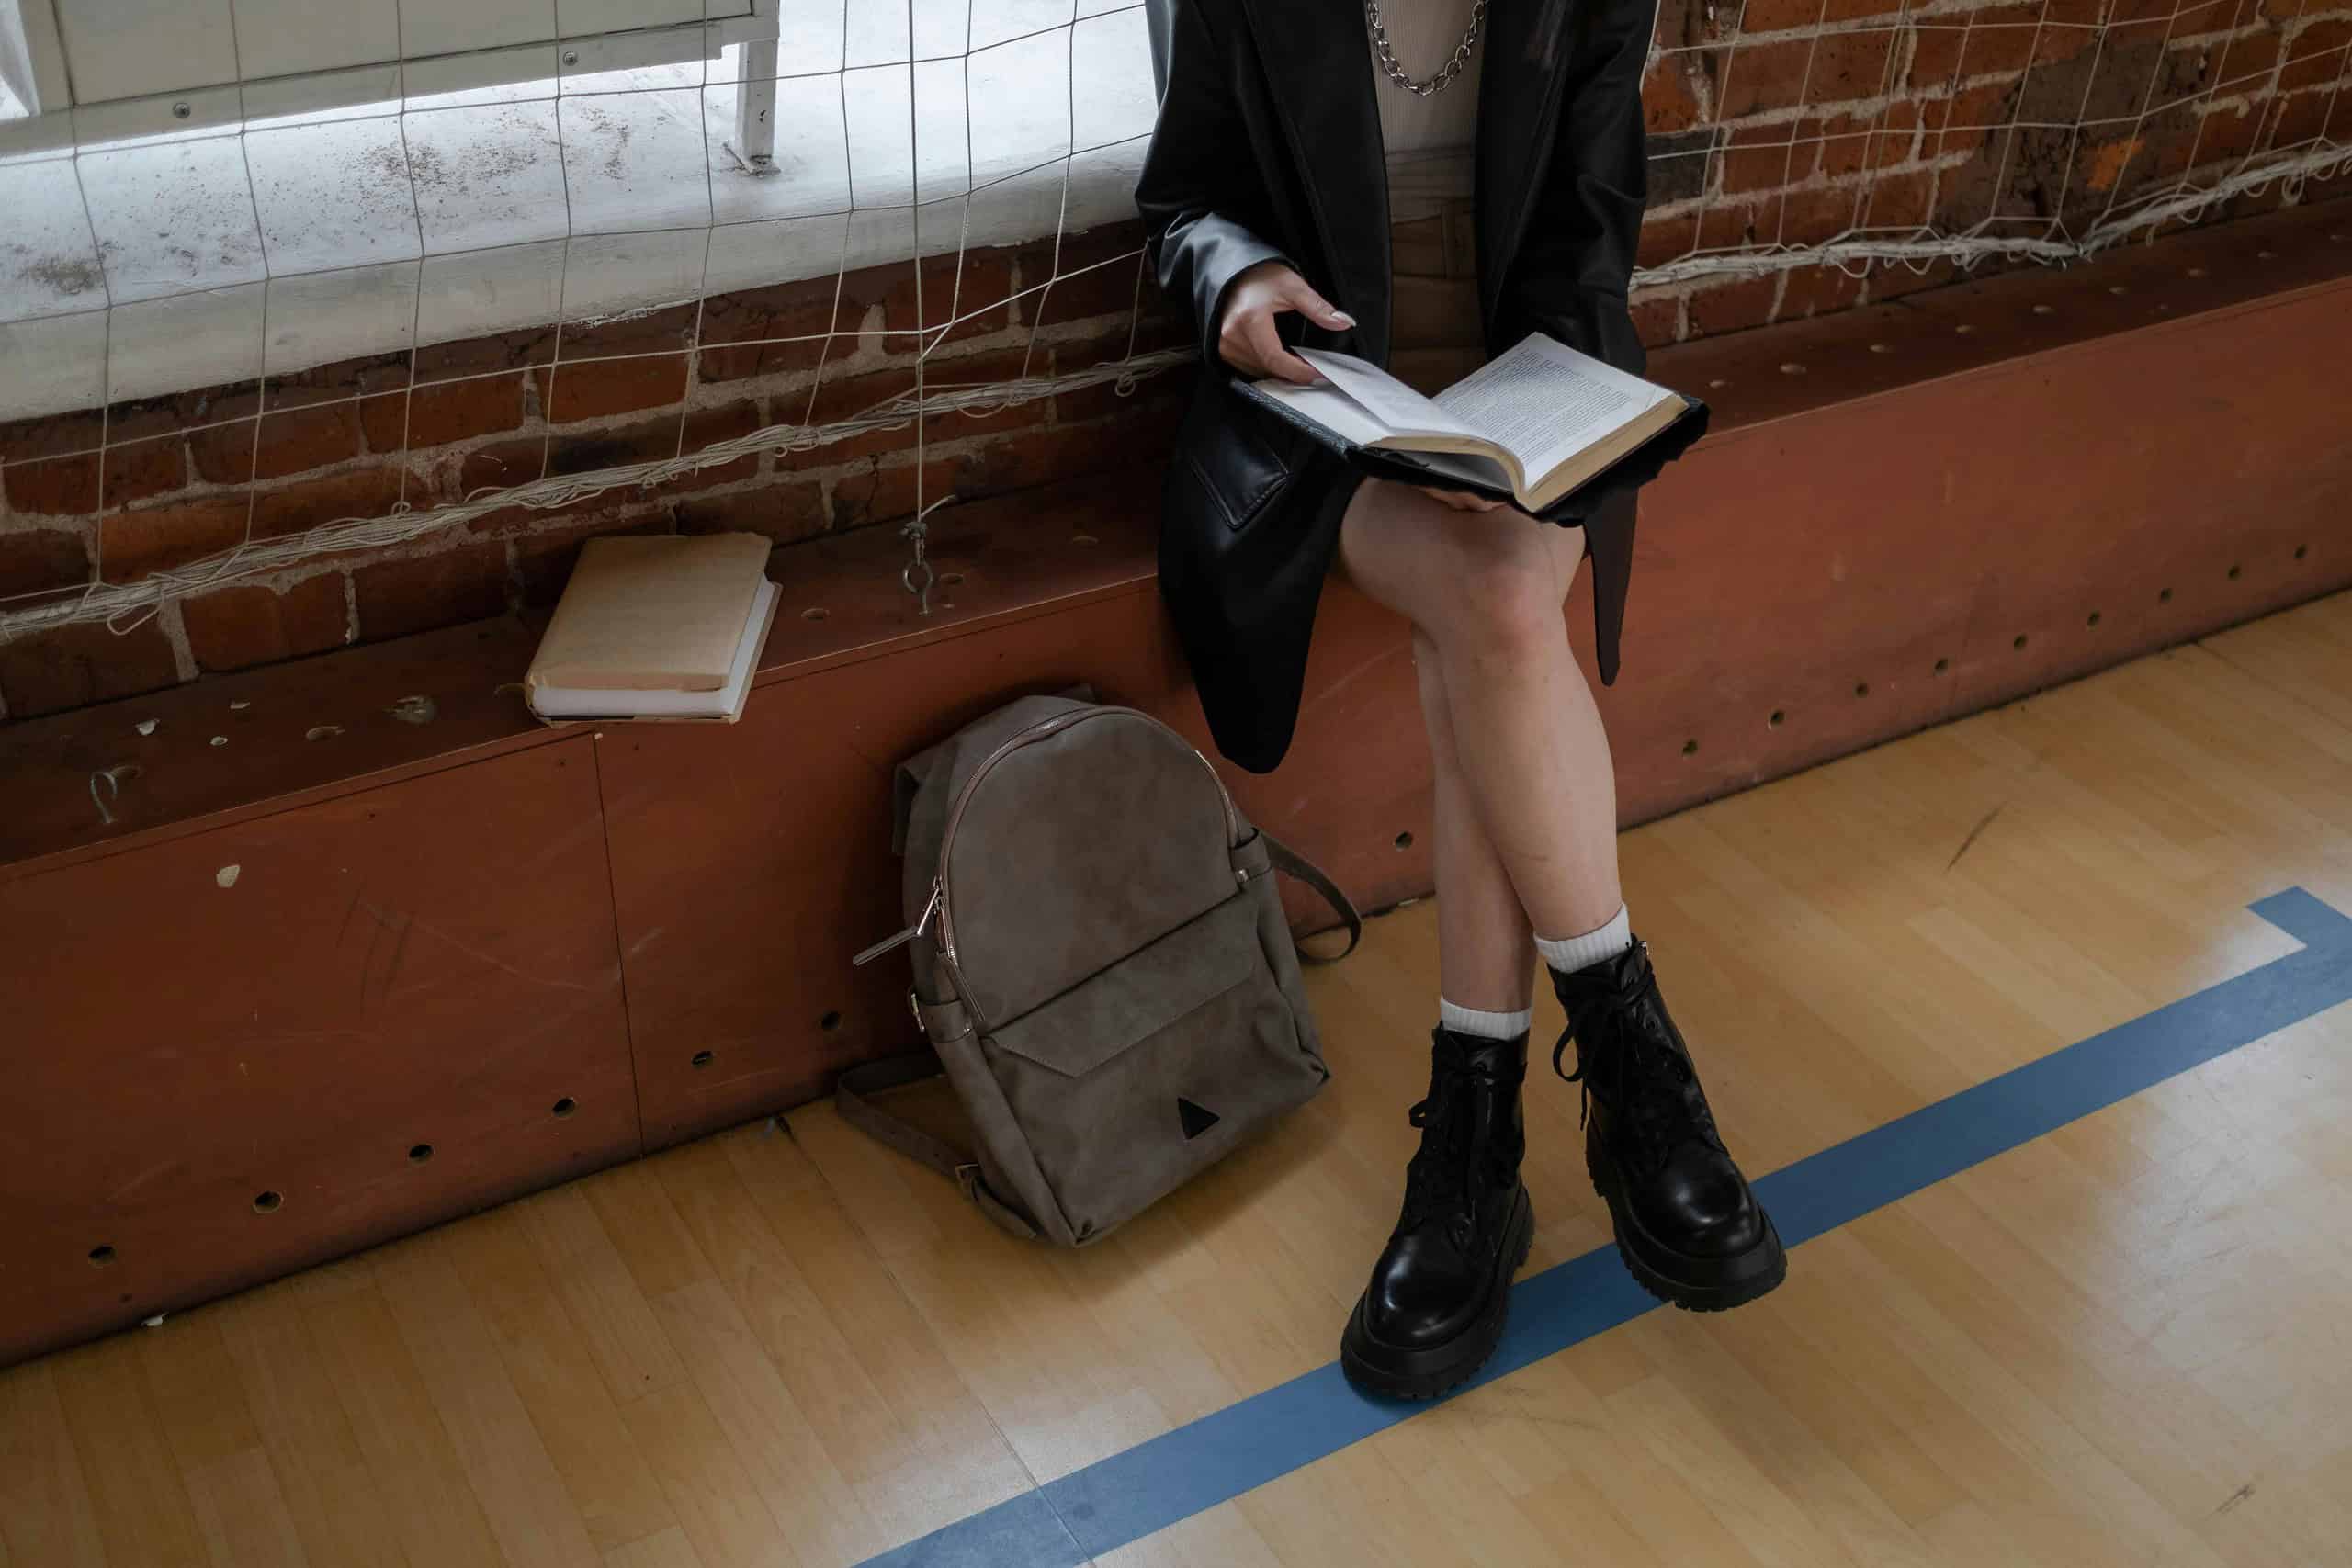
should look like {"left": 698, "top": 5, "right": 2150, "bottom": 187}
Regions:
{"left": 1365, "top": 0, "right": 1484, "bottom": 221}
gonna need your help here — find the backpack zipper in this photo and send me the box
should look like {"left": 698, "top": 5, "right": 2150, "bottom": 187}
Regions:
{"left": 850, "top": 878, "right": 942, "bottom": 967}
{"left": 854, "top": 708, "right": 1242, "bottom": 1035}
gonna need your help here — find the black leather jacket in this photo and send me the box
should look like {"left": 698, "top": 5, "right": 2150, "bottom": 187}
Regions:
{"left": 1136, "top": 0, "right": 1655, "bottom": 773}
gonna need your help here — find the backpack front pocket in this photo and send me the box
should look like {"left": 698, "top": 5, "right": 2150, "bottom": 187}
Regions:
{"left": 980, "top": 887, "right": 1320, "bottom": 1242}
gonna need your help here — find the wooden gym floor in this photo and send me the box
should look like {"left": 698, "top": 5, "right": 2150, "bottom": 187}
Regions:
{"left": 8, "top": 590, "right": 2352, "bottom": 1568}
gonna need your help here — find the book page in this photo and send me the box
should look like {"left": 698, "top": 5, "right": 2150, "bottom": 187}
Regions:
{"left": 1433, "top": 335, "right": 1669, "bottom": 479}
{"left": 533, "top": 579, "right": 776, "bottom": 719}
{"left": 1294, "top": 348, "right": 1481, "bottom": 440}
{"left": 1249, "top": 382, "right": 1396, "bottom": 447}
{"left": 1390, "top": 447, "right": 1515, "bottom": 492}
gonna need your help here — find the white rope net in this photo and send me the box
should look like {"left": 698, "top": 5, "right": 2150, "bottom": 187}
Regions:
{"left": 0, "top": 0, "right": 2344, "bottom": 643}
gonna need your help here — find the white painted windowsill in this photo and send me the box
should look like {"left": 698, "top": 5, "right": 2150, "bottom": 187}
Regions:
{"left": 0, "top": 2, "right": 1157, "bottom": 425}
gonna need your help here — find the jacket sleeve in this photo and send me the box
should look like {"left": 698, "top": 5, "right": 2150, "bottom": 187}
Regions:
{"left": 1500, "top": 0, "right": 1658, "bottom": 689}
{"left": 1134, "top": 0, "right": 1298, "bottom": 367}
{"left": 1493, "top": 0, "right": 1656, "bottom": 379}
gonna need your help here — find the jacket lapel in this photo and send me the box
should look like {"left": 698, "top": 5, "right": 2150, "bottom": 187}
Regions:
{"left": 1231, "top": 0, "right": 1393, "bottom": 363}
{"left": 1475, "top": 0, "right": 1576, "bottom": 338}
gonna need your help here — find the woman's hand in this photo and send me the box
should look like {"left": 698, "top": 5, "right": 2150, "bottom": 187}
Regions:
{"left": 1217, "top": 275, "right": 1495, "bottom": 513}
{"left": 1217, "top": 261, "right": 1353, "bottom": 384}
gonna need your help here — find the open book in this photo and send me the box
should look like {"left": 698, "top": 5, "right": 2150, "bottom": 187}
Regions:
{"left": 1237, "top": 333, "right": 1706, "bottom": 516}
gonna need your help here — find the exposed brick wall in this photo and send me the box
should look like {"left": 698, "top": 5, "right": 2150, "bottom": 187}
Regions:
{"left": 0, "top": 224, "right": 1192, "bottom": 720}
{"left": 1, "top": 0, "right": 2346, "bottom": 722}
{"left": 1634, "top": 0, "right": 2352, "bottom": 337}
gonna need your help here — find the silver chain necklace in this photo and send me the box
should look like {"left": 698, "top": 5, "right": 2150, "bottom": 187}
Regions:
{"left": 1365, "top": 0, "right": 1488, "bottom": 96}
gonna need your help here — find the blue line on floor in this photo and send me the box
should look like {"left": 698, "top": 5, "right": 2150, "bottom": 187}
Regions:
{"left": 859, "top": 886, "right": 2352, "bottom": 1568}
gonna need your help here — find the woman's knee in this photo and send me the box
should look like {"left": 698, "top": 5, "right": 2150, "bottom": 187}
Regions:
{"left": 1428, "top": 532, "right": 1565, "bottom": 658}
{"left": 1345, "top": 482, "right": 1566, "bottom": 655}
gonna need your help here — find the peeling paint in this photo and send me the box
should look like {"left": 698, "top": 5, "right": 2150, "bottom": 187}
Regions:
{"left": 217, "top": 864, "right": 242, "bottom": 888}
{"left": 388, "top": 694, "right": 437, "bottom": 724}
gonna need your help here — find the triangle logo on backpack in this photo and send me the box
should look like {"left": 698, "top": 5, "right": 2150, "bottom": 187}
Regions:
{"left": 1176, "top": 1097, "right": 1220, "bottom": 1140}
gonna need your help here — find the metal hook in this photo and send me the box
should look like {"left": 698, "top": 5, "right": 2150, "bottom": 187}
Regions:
{"left": 900, "top": 494, "right": 957, "bottom": 617}
{"left": 88, "top": 763, "right": 141, "bottom": 826}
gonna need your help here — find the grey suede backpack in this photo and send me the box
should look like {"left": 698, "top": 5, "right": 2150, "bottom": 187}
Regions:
{"left": 845, "top": 690, "right": 1359, "bottom": 1245}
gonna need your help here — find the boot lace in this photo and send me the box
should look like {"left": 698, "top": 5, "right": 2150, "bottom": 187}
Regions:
{"left": 1396, "top": 1035, "right": 1521, "bottom": 1244}
{"left": 1552, "top": 958, "right": 1724, "bottom": 1173}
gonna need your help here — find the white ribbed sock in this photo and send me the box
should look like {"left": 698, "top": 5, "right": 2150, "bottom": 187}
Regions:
{"left": 1438, "top": 999, "right": 1533, "bottom": 1040}
{"left": 1535, "top": 904, "right": 1634, "bottom": 975}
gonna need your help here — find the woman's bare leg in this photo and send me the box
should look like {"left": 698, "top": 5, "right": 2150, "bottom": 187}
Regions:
{"left": 1414, "top": 628, "right": 1538, "bottom": 1012}
{"left": 1337, "top": 480, "right": 1788, "bottom": 1392}
{"left": 1341, "top": 479, "right": 1624, "bottom": 948}
{"left": 1337, "top": 480, "right": 1622, "bottom": 1397}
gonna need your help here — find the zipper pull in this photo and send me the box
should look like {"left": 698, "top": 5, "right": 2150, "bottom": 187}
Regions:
{"left": 852, "top": 878, "right": 943, "bottom": 967}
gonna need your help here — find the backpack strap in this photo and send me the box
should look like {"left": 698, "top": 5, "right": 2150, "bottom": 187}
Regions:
{"left": 1260, "top": 832, "right": 1363, "bottom": 964}
{"left": 833, "top": 1053, "right": 1039, "bottom": 1240}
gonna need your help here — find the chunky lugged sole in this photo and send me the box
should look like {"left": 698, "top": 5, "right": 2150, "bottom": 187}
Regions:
{"left": 1586, "top": 1139, "right": 1786, "bottom": 1313}
{"left": 1339, "top": 1190, "right": 1535, "bottom": 1401}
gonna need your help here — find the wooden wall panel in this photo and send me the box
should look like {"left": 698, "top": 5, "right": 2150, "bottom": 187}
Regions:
{"left": 3, "top": 200, "right": 2346, "bottom": 1358}
{"left": 597, "top": 488, "right": 1442, "bottom": 1149}
{"left": 1589, "top": 275, "right": 2352, "bottom": 825}
{"left": 0, "top": 615, "right": 560, "bottom": 878}
{"left": 597, "top": 584, "right": 1196, "bottom": 1149}
{"left": 0, "top": 739, "right": 637, "bottom": 1363}
{"left": 605, "top": 258, "right": 2352, "bottom": 1153}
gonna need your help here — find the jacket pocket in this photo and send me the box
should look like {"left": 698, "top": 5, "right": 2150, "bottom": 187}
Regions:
{"left": 1174, "top": 377, "right": 1301, "bottom": 534}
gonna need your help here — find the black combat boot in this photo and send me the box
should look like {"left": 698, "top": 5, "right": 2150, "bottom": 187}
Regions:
{"left": 1341, "top": 1027, "right": 1535, "bottom": 1399}
{"left": 1549, "top": 938, "right": 1785, "bottom": 1311}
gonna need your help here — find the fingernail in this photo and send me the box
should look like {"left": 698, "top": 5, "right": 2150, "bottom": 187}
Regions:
{"left": 1331, "top": 311, "right": 1355, "bottom": 327}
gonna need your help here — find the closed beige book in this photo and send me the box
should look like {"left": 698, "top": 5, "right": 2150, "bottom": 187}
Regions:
{"left": 526, "top": 533, "right": 772, "bottom": 694}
